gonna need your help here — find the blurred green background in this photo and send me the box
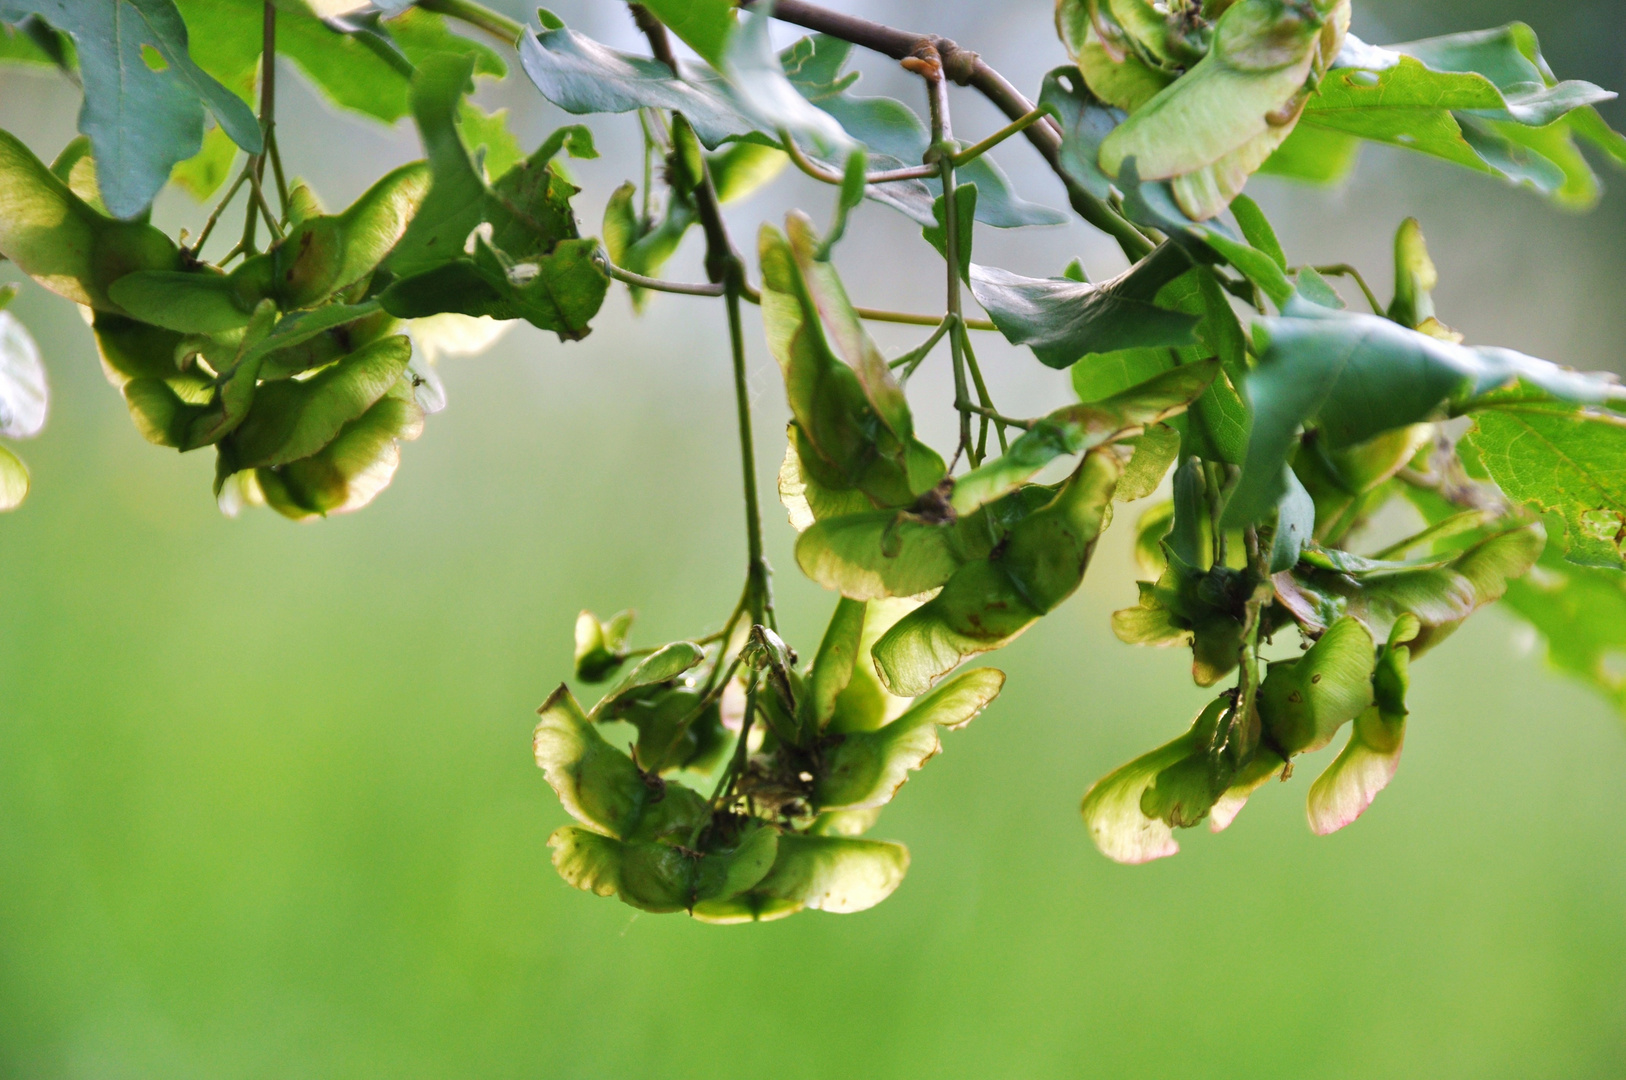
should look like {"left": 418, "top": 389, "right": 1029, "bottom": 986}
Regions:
{"left": 2, "top": 1, "right": 1625, "bottom": 1076}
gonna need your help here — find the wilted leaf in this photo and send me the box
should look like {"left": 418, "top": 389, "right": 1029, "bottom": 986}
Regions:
{"left": 760, "top": 214, "right": 945, "bottom": 509}
{"left": 968, "top": 243, "right": 1199, "bottom": 369}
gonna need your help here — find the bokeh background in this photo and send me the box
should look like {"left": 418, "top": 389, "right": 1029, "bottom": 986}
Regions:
{"left": 2, "top": 1, "right": 1625, "bottom": 1076}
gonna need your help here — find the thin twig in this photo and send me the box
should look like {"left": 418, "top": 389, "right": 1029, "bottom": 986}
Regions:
{"left": 1309, "top": 263, "right": 1384, "bottom": 315}
{"left": 597, "top": 252, "right": 727, "bottom": 296}
{"left": 889, "top": 315, "right": 955, "bottom": 375}
{"left": 957, "top": 400, "right": 1034, "bottom": 430}
{"left": 780, "top": 134, "right": 937, "bottom": 185}
{"left": 190, "top": 169, "right": 251, "bottom": 256}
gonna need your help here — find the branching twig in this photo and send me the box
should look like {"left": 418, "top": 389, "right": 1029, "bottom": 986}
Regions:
{"left": 780, "top": 135, "right": 938, "bottom": 186}
{"left": 739, "top": 0, "right": 1154, "bottom": 261}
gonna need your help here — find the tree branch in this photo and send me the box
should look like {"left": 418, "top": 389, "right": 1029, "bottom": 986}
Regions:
{"left": 739, "top": 0, "right": 1153, "bottom": 261}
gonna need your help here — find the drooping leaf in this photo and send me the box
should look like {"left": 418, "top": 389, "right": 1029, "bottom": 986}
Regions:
{"left": 1116, "top": 424, "right": 1183, "bottom": 503}
{"left": 794, "top": 484, "right": 1051, "bottom": 603}
{"left": 1299, "top": 58, "right": 1511, "bottom": 172}
{"left": 800, "top": 597, "right": 866, "bottom": 738}
{"left": 967, "top": 242, "right": 1199, "bottom": 369}
{"left": 777, "top": 428, "right": 873, "bottom": 531}
{"left": 380, "top": 54, "right": 606, "bottom": 338}
{"left": 252, "top": 388, "right": 424, "bottom": 519}
{"left": 815, "top": 667, "right": 1004, "bottom": 811}
{"left": 219, "top": 334, "right": 413, "bottom": 471}
{"left": 551, "top": 821, "right": 779, "bottom": 915}
{"left": 534, "top": 683, "right": 706, "bottom": 840}
{"left": 589, "top": 641, "right": 707, "bottom": 720}
{"left": 759, "top": 214, "right": 945, "bottom": 509}
{"left": 1274, "top": 522, "right": 1545, "bottom": 654}
{"left": 1081, "top": 723, "right": 1201, "bottom": 865}
{"left": 1224, "top": 300, "right": 1626, "bottom": 527}
{"left": 0, "top": 0, "right": 262, "bottom": 217}
{"left": 113, "top": 161, "right": 430, "bottom": 333}
{"left": 827, "top": 597, "right": 919, "bottom": 735}
{"left": 1269, "top": 466, "right": 1315, "bottom": 573}
{"left": 520, "top": 26, "right": 758, "bottom": 148}
{"left": 1467, "top": 403, "right": 1626, "bottom": 569}
{"left": 1294, "top": 24, "right": 1625, "bottom": 207}
{"left": 717, "top": 7, "right": 851, "bottom": 158}
{"left": 1229, "top": 194, "right": 1286, "bottom": 270}
{"left": 1117, "top": 161, "right": 1295, "bottom": 307}
{"left": 1038, "top": 65, "right": 1124, "bottom": 202}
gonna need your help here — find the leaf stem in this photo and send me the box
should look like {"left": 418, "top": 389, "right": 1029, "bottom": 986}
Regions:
{"left": 1308, "top": 263, "right": 1384, "bottom": 315}
{"left": 633, "top": 10, "right": 774, "bottom": 631}
{"left": 694, "top": 673, "right": 760, "bottom": 844}
{"left": 960, "top": 326, "right": 1008, "bottom": 454}
{"left": 727, "top": 282, "right": 774, "bottom": 629}
{"left": 854, "top": 306, "right": 994, "bottom": 331}
{"left": 265, "top": 126, "right": 290, "bottom": 215}
{"left": 597, "top": 252, "right": 727, "bottom": 296}
{"left": 921, "top": 53, "right": 975, "bottom": 468}
{"left": 416, "top": 0, "right": 524, "bottom": 45}
{"left": 780, "top": 131, "right": 940, "bottom": 186}
{"left": 950, "top": 105, "right": 1055, "bottom": 167}
{"left": 605, "top": 258, "right": 998, "bottom": 330}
